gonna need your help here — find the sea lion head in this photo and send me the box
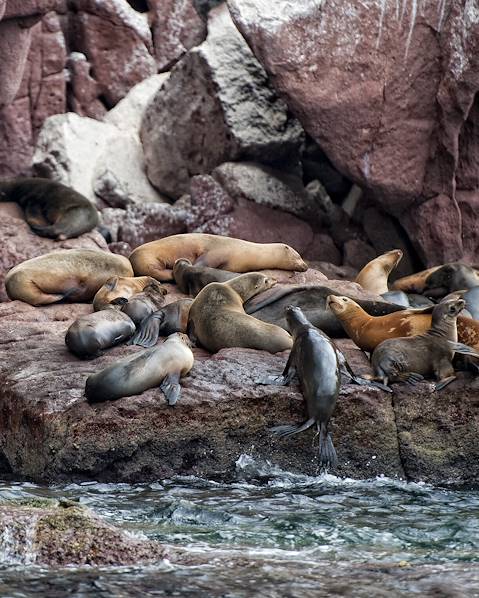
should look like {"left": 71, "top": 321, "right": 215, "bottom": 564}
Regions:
{"left": 326, "top": 295, "right": 361, "bottom": 318}
{"left": 169, "top": 332, "right": 193, "bottom": 348}
{"left": 285, "top": 305, "right": 309, "bottom": 328}
{"left": 229, "top": 272, "right": 277, "bottom": 302}
{"left": 382, "top": 249, "right": 403, "bottom": 273}
{"left": 281, "top": 244, "right": 308, "bottom": 272}
{"left": 432, "top": 297, "right": 465, "bottom": 326}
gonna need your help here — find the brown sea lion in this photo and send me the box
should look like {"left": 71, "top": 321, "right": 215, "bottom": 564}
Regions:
{"left": 370, "top": 299, "right": 479, "bottom": 390}
{"left": 391, "top": 266, "right": 442, "bottom": 293}
{"left": 129, "top": 233, "right": 308, "bottom": 281}
{"left": 188, "top": 273, "right": 293, "bottom": 353}
{"left": 0, "top": 177, "right": 99, "bottom": 240}
{"left": 5, "top": 249, "right": 133, "bottom": 306}
{"left": 327, "top": 294, "right": 479, "bottom": 353}
{"left": 85, "top": 333, "right": 194, "bottom": 405}
{"left": 423, "top": 263, "right": 479, "bottom": 298}
{"left": 93, "top": 276, "right": 166, "bottom": 311}
{"left": 258, "top": 306, "right": 340, "bottom": 468}
{"left": 129, "top": 299, "right": 193, "bottom": 348}
{"left": 173, "top": 258, "right": 239, "bottom": 296}
{"left": 65, "top": 309, "right": 136, "bottom": 359}
{"left": 355, "top": 249, "right": 403, "bottom": 295}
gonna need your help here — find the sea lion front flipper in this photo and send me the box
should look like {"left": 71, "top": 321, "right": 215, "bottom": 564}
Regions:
{"left": 110, "top": 296, "right": 129, "bottom": 306}
{"left": 128, "top": 311, "right": 165, "bottom": 347}
{"left": 269, "top": 417, "right": 316, "bottom": 437}
{"left": 244, "top": 284, "right": 317, "bottom": 314}
{"left": 397, "top": 372, "right": 424, "bottom": 385}
{"left": 448, "top": 341, "right": 479, "bottom": 359}
{"left": 160, "top": 372, "right": 181, "bottom": 406}
{"left": 435, "top": 376, "right": 457, "bottom": 391}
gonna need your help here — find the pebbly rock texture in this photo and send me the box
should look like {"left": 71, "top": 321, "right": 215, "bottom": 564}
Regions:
{"left": 141, "top": 5, "right": 304, "bottom": 199}
{"left": 0, "top": 501, "right": 167, "bottom": 566}
{"left": 0, "top": 206, "right": 108, "bottom": 302}
{"left": 228, "top": 0, "right": 479, "bottom": 267}
{"left": 0, "top": 278, "right": 477, "bottom": 487}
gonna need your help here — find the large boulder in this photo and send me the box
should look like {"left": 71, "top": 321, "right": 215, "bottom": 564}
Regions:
{"left": 228, "top": 0, "right": 479, "bottom": 266}
{"left": 141, "top": 5, "right": 304, "bottom": 199}
{"left": 0, "top": 286, "right": 477, "bottom": 487}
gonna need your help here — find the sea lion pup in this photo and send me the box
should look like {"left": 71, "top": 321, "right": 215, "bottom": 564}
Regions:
{"left": 129, "top": 299, "right": 193, "bottom": 347}
{"left": 92, "top": 276, "right": 166, "bottom": 311}
{"left": 65, "top": 309, "right": 136, "bottom": 359}
{"left": 258, "top": 306, "right": 339, "bottom": 468}
{"left": 129, "top": 233, "right": 308, "bottom": 281}
{"left": 188, "top": 273, "right": 293, "bottom": 353}
{"left": 5, "top": 249, "right": 133, "bottom": 306}
{"left": 370, "top": 299, "right": 479, "bottom": 391}
{"left": 85, "top": 333, "right": 194, "bottom": 405}
{"left": 0, "top": 177, "right": 99, "bottom": 240}
{"left": 423, "top": 263, "right": 479, "bottom": 298}
{"left": 355, "top": 249, "right": 403, "bottom": 295}
{"left": 173, "top": 258, "right": 238, "bottom": 296}
{"left": 121, "top": 284, "right": 168, "bottom": 326}
{"left": 391, "top": 266, "right": 442, "bottom": 293}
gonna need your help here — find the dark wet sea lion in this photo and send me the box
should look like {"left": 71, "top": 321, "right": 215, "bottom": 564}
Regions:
{"left": 173, "top": 258, "right": 239, "bottom": 296}
{"left": 85, "top": 333, "right": 194, "bottom": 405}
{"left": 0, "top": 177, "right": 99, "bottom": 239}
{"left": 188, "top": 273, "right": 293, "bottom": 353}
{"left": 424, "top": 263, "right": 479, "bottom": 298}
{"left": 129, "top": 233, "right": 308, "bottom": 281}
{"left": 5, "top": 249, "right": 134, "bottom": 306}
{"left": 381, "top": 290, "right": 410, "bottom": 307}
{"left": 129, "top": 299, "right": 193, "bottom": 348}
{"left": 93, "top": 276, "right": 166, "bottom": 311}
{"left": 370, "top": 299, "right": 479, "bottom": 390}
{"left": 244, "top": 284, "right": 405, "bottom": 337}
{"left": 121, "top": 285, "right": 168, "bottom": 325}
{"left": 65, "top": 309, "right": 135, "bottom": 359}
{"left": 259, "top": 306, "right": 340, "bottom": 468}
{"left": 355, "top": 249, "right": 403, "bottom": 295}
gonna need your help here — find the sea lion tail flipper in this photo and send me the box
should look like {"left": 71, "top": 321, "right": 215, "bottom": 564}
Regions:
{"left": 269, "top": 418, "right": 315, "bottom": 437}
{"left": 448, "top": 341, "right": 479, "bottom": 359}
{"left": 318, "top": 423, "right": 338, "bottom": 470}
{"left": 348, "top": 371, "right": 393, "bottom": 393}
{"left": 435, "top": 376, "right": 456, "bottom": 392}
{"left": 256, "top": 373, "right": 289, "bottom": 386}
{"left": 160, "top": 373, "right": 181, "bottom": 406}
{"left": 128, "top": 312, "right": 164, "bottom": 347}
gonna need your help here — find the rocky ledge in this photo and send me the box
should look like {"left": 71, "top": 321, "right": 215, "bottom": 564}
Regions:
{"left": 0, "top": 279, "right": 478, "bottom": 489}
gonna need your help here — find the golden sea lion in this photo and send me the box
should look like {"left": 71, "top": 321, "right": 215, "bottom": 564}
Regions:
{"left": 5, "top": 249, "right": 133, "bottom": 306}
{"left": 355, "top": 249, "right": 403, "bottom": 295}
{"left": 188, "top": 273, "right": 293, "bottom": 353}
{"left": 129, "top": 233, "right": 308, "bottom": 281}
{"left": 0, "top": 177, "right": 99, "bottom": 239}
{"left": 391, "top": 266, "right": 442, "bottom": 293}
{"left": 85, "top": 333, "right": 194, "bottom": 405}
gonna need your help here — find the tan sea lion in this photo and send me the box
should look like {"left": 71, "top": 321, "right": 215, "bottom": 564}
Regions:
{"left": 129, "top": 233, "right": 308, "bottom": 281}
{"left": 327, "top": 295, "right": 479, "bottom": 353}
{"left": 65, "top": 309, "right": 136, "bottom": 359}
{"left": 85, "top": 333, "right": 194, "bottom": 405}
{"left": 93, "top": 276, "right": 166, "bottom": 312}
{"left": 355, "top": 249, "right": 403, "bottom": 295}
{"left": 129, "top": 299, "right": 194, "bottom": 347}
{"left": 370, "top": 299, "right": 479, "bottom": 390}
{"left": 392, "top": 266, "right": 442, "bottom": 293}
{"left": 0, "top": 177, "right": 99, "bottom": 240}
{"left": 188, "top": 273, "right": 293, "bottom": 353}
{"left": 5, "top": 249, "right": 133, "bottom": 306}
{"left": 173, "top": 258, "right": 238, "bottom": 296}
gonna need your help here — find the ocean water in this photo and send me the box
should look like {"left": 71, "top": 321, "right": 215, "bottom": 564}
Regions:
{"left": 0, "top": 455, "right": 478, "bottom": 597}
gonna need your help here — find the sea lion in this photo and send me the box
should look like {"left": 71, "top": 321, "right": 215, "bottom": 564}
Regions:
{"left": 93, "top": 276, "right": 166, "bottom": 311}
{"left": 244, "top": 284, "right": 405, "bottom": 336}
{"left": 129, "top": 299, "right": 193, "bottom": 348}
{"left": 0, "top": 177, "right": 99, "bottom": 239}
{"left": 173, "top": 258, "right": 239, "bottom": 296}
{"left": 443, "top": 287, "right": 479, "bottom": 320}
{"left": 423, "top": 263, "right": 479, "bottom": 298}
{"left": 381, "top": 290, "right": 410, "bottom": 307}
{"left": 129, "top": 233, "right": 308, "bottom": 281}
{"left": 5, "top": 249, "right": 133, "bottom": 306}
{"left": 120, "top": 284, "right": 168, "bottom": 326}
{"left": 391, "top": 266, "right": 442, "bottom": 293}
{"left": 188, "top": 273, "right": 293, "bottom": 353}
{"left": 355, "top": 249, "right": 403, "bottom": 295}
{"left": 370, "top": 299, "right": 479, "bottom": 390}
{"left": 258, "top": 306, "right": 340, "bottom": 468}
{"left": 327, "top": 294, "right": 479, "bottom": 353}
{"left": 65, "top": 309, "right": 135, "bottom": 359}
{"left": 85, "top": 333, "right": 194, "bottom": 405}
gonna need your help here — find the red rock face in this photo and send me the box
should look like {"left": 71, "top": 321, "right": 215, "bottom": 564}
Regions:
{"left": 228, "top": 0, "right": 479, "bottom": 266}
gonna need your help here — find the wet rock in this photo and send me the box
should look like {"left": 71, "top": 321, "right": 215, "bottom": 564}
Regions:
{"left": 0, "top": 501, "right": 166, "bottom": 566}
{"left": 0, "top": 210, "right": 108, "bottom": 302}
{"left": 141, "top": 5, "right": 303, "bottom": 199}
{"left": 69, "top": 0, "right": 156, "bottom": 108}
{"left": 148, "top": 0, "right": 206, "bottom": 71}
{"left": 228, "top": 0, "right": 479, "bottom": 265}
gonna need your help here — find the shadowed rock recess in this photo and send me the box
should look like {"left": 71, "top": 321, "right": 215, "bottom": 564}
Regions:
{"left": 0, "top": 296, "right": 477, "bottom": 488}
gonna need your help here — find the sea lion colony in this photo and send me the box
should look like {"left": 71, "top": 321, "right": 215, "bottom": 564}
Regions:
{"left": 5, "top": 217, "right": 479, "bottom": 470}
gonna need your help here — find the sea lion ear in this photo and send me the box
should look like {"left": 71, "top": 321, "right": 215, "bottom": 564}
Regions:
{"left": 104, "top": 276, "right": 118, "bottom": 291}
